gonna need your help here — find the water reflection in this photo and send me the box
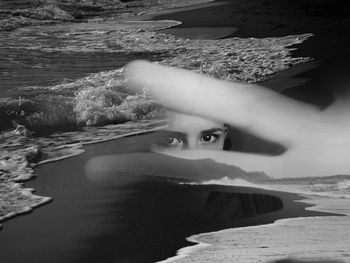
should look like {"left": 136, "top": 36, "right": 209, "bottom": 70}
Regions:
{"left": 76, "top": 176, "right": 284, "bottom": 263}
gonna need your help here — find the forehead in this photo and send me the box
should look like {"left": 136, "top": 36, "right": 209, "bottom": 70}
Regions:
{"left": 167, "top": 111, "right": 224, "bottom": 134}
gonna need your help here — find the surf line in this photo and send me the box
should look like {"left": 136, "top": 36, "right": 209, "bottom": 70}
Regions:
{"left": 156, "top": 235, "right": 210, "bottom": 263}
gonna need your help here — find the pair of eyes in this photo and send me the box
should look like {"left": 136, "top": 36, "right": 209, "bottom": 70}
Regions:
{"left": 166, "top": 133, "right": 220, "bottom": 147}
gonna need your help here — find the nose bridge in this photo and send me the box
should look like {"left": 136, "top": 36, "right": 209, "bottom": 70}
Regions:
{"left": 186, "top": 135, "right": 198, "bottom": 150}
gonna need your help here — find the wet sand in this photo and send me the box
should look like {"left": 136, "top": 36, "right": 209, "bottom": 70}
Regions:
{"left": 0, "top": 134, "right": 331, "bottom": 263}
{"left": 164, "top": 190, "right": 350, "bottom": 263}
{"left": 154, "top": 0, "right": 350, "bottom": 108}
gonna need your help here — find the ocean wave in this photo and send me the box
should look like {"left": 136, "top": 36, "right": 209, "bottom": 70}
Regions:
{"left": 0, "top": 0, "right": 211, "bottom": 31}
{"left": 0, "top": 69, "right": 163, "bottom": 134}
{"left": 1, "top": 29, "right": 313, "bottom": 134}
{"left": 0, "top": 0, "right": 126, "bottom": 31}
{"left": 0, "top": 93, "right": 161, "bottom": 134}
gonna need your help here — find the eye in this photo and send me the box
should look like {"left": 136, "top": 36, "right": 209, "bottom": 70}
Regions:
{"left": 166, "top": 137, "right": 184, "bottom": 147}
{"left": 199, "top": 134, "right": 219, "bottom": 143}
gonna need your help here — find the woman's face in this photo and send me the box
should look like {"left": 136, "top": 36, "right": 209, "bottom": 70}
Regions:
{"left": 154, "top": 111, "right": 227, "bottom": 151}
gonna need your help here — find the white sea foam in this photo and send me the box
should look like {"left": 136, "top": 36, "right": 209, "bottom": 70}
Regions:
{"left": 184, "top": 215, "right": 350, "bottom": 263}
{"left": 160, "top": 198, "right": 350, "bottom": 263}
{"left": 0, "top": 119, "right": 167, "bottom": 223}
{"left": 156, "top": 238, "right": 210, "bottom": 263}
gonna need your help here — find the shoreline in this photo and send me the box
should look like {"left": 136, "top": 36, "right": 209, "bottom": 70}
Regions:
{"left": 0, "top": 186, "right": 52, "bottom": 226}
{"left": 0, "top": 120, "right": 164, "bottom": 225}
{"left": 161, "top": 174, "right": 350, "bottom": 262}
{"left": 159, "top": 191, "right": 349, "bottom": 263}
{"left": 171, "top": 216, "right": 350, "bottom": 263}
{"left": 0, "top": 0, "right": 216, "bottom": 32}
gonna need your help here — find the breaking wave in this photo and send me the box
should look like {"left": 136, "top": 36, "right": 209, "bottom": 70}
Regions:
{"left": 0, "top": 68, "right": 163, "bottom": 135}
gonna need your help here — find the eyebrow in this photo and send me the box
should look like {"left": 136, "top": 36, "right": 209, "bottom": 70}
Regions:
{"left": 200, "top": 128, "right": 224, "bottom": 135}
{"left": 157, "top": 130, "right": 186, "bottom": 138}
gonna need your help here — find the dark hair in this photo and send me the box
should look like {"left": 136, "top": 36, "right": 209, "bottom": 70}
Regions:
{"left": 223, "top": 137, "right": 232, "bottom": 150}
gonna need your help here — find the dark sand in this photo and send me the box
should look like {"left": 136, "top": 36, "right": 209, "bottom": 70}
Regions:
{"left": 0, "top": 134, "right": 332, "bottom": 263}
